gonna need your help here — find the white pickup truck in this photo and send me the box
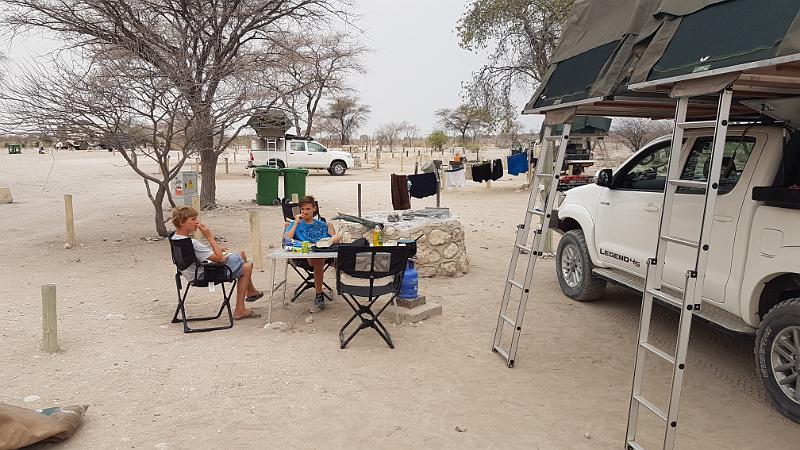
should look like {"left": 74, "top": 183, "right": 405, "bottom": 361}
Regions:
{"left": 552, "top": 124, "right": 800, "bottom": 422}
{"left": 246, "top": 136, "right": 354, "bottom": 176}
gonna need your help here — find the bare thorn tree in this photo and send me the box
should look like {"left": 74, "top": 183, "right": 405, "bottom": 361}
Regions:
{"left": 278, "top": 32, "right": 368, "bottom": 137}
{"left": 0, "top": 0, "right": 351, "bottom": 208}
{"left": 612, "top": 118, "right": 675, "bottom": 152}
{"left": 319, "top": 95, "right": 370, "bottom": 145}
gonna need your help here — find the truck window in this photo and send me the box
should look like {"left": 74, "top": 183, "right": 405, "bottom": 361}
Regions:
{"left": 618, "top": 142, "right": 671, "bottom": 191}
{"left": 677, "top": 137, "right": 756, "bottom": 195}
{"left": 290, "top": 141, "right": 306, "bottom": 152}
{"left": 306, "top": 142, "right": 327, "bottom": 153}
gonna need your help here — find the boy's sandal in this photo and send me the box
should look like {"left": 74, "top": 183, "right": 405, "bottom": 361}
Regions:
{"left": 245, "top": 290, "right": 264, "bottom": 303}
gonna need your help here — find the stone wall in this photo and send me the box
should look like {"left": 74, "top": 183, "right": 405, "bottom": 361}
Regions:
{"left": 338, "top": 211, "right": 469, "bottom": 278}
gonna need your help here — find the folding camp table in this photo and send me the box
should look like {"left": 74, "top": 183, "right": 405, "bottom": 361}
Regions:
{"left": 267, "top": 249, "right": 338, "bottom": 323}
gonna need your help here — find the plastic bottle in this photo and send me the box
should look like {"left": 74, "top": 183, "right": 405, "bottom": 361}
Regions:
{"left": 373, "top": 225, "right": 382, "bottom": 246}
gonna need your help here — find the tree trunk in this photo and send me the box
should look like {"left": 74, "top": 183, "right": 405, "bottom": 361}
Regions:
{"left": 200, "top": 145, "right": 218, "bottom": 209}
{"left": 153, "top": 184, "right": 169, "bottom": 236}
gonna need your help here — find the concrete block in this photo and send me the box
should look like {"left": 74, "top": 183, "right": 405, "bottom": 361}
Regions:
{"left": 0, "top": 187, "right": 12, "bottom": 204}
{"left": 394, "top": 302, "right": 442, "bottom": 323}
{"left": 396, "top": 295, "right": 426, "bottom": 309}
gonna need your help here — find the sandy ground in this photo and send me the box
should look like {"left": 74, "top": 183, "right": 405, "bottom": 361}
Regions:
{"left": 1, "top": 149, "right": 797, "bottom": 449}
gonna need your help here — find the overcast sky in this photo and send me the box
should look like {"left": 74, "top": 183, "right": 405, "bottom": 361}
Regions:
{"left": 351, "top": 0, "right": 543, "bottom": 135}
{"left": 2, "top": 0, "right": 544, "bottom": 137}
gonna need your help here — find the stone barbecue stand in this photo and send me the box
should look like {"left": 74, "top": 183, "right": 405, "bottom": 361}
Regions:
{"left": 338, "top": 209, "right": 470, "bottom": 278}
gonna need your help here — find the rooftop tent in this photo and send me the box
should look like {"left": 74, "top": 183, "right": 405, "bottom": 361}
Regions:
{"left": 523, "top": 0, "right": 670, "bottom": 118}
{"left": 629, "top": 0, "right": 800, "bottom": 99}
{"left": 247, "top": 109, "right": 294, "bottom": 138}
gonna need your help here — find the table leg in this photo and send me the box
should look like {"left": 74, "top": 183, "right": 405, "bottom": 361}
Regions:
{"left": 282, "top": 259, "right": 289, "bottom": 308}
{"left": 268, "top": 258, "right": 277, "bottom": 323}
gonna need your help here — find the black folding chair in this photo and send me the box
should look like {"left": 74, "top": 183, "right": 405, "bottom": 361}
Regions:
{"left": 335, "top": 245, "right": 410, "bottom": 349}
{"left": 168, "top": 232, "right": 237, "bottom": 333}
{"left": 281, "top": 201, "right": 334, "bottom": 303}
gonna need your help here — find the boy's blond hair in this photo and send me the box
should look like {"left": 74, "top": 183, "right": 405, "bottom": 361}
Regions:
{"left": 171, "top": 206, "right": 198, "bottom": 229}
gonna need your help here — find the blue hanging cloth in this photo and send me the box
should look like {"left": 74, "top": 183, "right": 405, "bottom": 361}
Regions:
{"left": 507, "top": 152, "right": 528, "bottom": 176}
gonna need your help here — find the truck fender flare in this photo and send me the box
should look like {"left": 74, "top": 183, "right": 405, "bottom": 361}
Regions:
{"left": 556, "top": 204, "right": 602, "bottom": 266}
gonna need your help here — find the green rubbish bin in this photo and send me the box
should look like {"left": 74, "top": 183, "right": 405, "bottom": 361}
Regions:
{"left": 8, "top": 144, "right": 21, "bottom": 155}
{"left": 282, "top": 168, "right": 309, "bottom": 202}
{"left": 254, "top": 166, "right": 282, "bottom": 205}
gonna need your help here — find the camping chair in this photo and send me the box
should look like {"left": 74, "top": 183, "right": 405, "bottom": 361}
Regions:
{"left": 168, "top": 232, "right": 236, "bottom": 333}
{"left": 280, "top": 201, "right": 335, "bottom": 303}
{"left": 335, "top": 245, "right": 410, "bottom": 349}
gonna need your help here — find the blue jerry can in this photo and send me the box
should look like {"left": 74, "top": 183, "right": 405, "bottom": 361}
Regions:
{"left": 399, "top": 260, "right": 419, "bottom": 299}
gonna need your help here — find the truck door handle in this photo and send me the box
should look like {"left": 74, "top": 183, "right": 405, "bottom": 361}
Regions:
{"left": 600, "top": 201, "right": 610, "bottom": 206}
{"left": 643, "top": 205, "right": 660, "bottom": 212}
{"left": 713, "top": 215, "right": 733, "bottom": 222}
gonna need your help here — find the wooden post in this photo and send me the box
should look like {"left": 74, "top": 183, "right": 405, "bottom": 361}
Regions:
{"left": 376, "top": 144, "right": 381, "bottom": 170}
{"left": 357, "top": 183, "right": 362, "bottom": 217}
{"left": 400, "top": 152, "right": 404, "bottom": 172}
{"left": 64, "top": 194, "right": 75, "bottom": 248}
{"left": 192, "top": 196, "right": 202, "bottom": 240}
{"left": 233, "top": 152, "right": 237, "bottom": 163}
{"left": 225, "top": 157, "right": 229, "bottom": 174}
{"left": 41, "top": 284, "right": 59, "bottom": 353}
{"left": 249, "top": 210, "right": 264, "bottom": 270}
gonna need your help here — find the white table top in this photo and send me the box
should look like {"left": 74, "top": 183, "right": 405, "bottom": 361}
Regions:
{"left": 267, "top": 249, "right": 339, "bottom": 260}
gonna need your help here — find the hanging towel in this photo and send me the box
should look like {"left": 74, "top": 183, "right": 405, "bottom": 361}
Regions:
{"left": 471, "top": 162, "right": 492, "bottom": 182}
{"left": 490, "top": 159, "right": 504, "bottom": 181}
{"left": 507, "top": 152, "right": 528, "bottom": 176}
{"left": 408, "top": 172, "right": 438, "bottom": 198}
{"left": 391, "top": 173, "right": 411, "bottom": 210}
{"left": 445, "top": 167, "right": 466, "bottom": 189}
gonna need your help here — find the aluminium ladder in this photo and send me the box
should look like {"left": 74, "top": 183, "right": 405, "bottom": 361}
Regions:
{"left": 492, "top": 123, "right": 572, "bottom": 367}
{"left": 625, "top": 87, "right": 733, "bottom": 450}
{"left": 265, "top": 138, "right": 279, "bottom": 167}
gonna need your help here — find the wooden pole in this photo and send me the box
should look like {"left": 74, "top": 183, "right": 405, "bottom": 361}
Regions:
{"left": 233, "top": 152, "right": 237, "bottom": 163}
{"left": 400, "top": 152, "right": 404, "bottom": 172}
{"left": 376, "top": 144, "right": 381, "bottom": 170}
{"left": 249, "top": 210, "right": 264, "bottom": 270}
{"left": 192, "top": 196, "right": 202, "bottom": 240}
{"left": 64, "top": 194, "right": 75, "bottom": 248}
{"left": 225, "top": 157, "right": 229, "bottom": 174}
{"left": 357, "top": 183, "right": 362, "bottom": 217}
{"left": 41, "top": 284, "right": 59, "bottom": 353}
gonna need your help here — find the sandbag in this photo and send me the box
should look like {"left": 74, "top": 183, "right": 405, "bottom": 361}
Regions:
{"left": 0, "top": 404, "right": 88, "bottom": 450}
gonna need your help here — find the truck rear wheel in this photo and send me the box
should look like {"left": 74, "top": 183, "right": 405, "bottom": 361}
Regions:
{"left": 755, "top": 298, "right": 800, "bottom": 423}
{"left": 555, "top": 229, "right": 606, "bottom": 301}
{"left": 330, "top": 161, "right": 346, "bottom": 176}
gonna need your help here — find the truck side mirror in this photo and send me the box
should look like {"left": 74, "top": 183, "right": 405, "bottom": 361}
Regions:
{"left": 596, "top": 169, "right": 613, "bottom": 188}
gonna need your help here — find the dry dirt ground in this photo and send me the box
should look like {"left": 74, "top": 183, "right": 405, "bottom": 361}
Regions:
{"left": 1, "top": 150, "right": 798, "bottom": 449}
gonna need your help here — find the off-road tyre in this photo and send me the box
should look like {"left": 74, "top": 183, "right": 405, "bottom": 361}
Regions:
{"left": 330, "top": 161, "right": 346, "bottom": 176}
{"left": 755, "top": 298, "right": 800, "bottom": 423}
{"left": 555, "top": 229, "right": 606, "bottom": 301}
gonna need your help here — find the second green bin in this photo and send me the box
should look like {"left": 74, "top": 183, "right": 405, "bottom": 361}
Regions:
{"left": 282, "top": 168, "right": 309, "bottom": 201}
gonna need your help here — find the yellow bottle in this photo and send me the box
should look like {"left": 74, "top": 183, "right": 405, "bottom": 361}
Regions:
{"left": 372, "top": 225, "right": 382, "bottom": 246}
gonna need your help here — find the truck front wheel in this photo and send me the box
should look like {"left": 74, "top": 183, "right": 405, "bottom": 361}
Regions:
{"left": 329, "top": 161, "right": 346, "bottom": 176}
{"left": 755, "top": 298, "right": 800, "bottom": 423}
{"left": 555, "top": 230, "right": 606, "bottom": 301}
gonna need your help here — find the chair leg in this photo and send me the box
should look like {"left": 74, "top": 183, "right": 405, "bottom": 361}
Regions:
{"left": 173, "top": 280, "right": 236, "bottom": 333}
{"left": 338, "top": 294, "right": 394, "bottom": 349}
